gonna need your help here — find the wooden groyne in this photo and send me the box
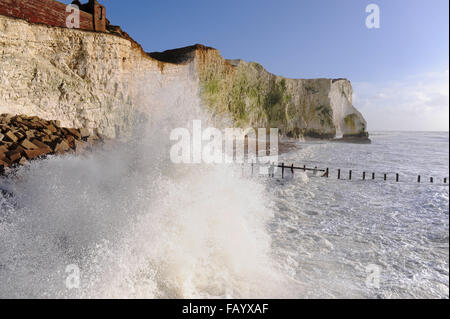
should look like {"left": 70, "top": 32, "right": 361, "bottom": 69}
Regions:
{"left": 247, "top": 162, "right": 449, "bottom": 185}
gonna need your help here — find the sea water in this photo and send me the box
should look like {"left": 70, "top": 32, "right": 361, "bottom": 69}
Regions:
{"left": 267, "top": 131, "right": 449, "bottom": 298}
{"left": 0, "top": 76, "right": 448, "bottom": 301}
{"left": 1, "top": 130, "right": 447, "bottom": 299}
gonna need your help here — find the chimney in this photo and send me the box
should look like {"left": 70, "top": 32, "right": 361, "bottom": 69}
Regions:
{"left": 88, "top": 0, "right": 106, "bottom": 32}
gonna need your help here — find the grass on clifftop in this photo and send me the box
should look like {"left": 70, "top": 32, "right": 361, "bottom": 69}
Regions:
{"left": 198, "top": 52, "right": 340, "bottom": 138}
{"left": 200, "top": 60, "right": 293, "bottom": 131}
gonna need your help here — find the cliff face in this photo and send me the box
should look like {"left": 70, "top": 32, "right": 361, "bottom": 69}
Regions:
{"left": 192, "top": 48, "right": 367, "bottom": 138}
{"left": 0, "top": 15, "right": 198, "bottom": 138}
{"left": 0, "top": 14, "right": 368, "bottom": 140}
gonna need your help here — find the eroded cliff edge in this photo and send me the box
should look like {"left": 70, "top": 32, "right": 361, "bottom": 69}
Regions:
{"left": 149, "top": 45, "right": 368, "bottom": 140}
{"left": 0, "top": 15, "right": 199, "bottom": 139}
{"left": 1, "top": 14, "right": 369, "bottom": 141}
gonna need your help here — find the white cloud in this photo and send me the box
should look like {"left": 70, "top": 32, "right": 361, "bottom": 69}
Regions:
{"left": 353, "top": 70, "right": 449, "bottom": 131}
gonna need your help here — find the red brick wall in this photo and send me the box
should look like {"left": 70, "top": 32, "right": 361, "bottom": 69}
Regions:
{"left": 0, "top": 0, "right": 94, "bottom": 31}
{"left": 92, "top": 2, "right": 106, "bottom": 32}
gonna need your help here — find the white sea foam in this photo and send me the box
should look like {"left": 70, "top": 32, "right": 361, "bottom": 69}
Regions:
{"left": 268, "top": 131, "right": 449, "bottom": 299}
{"left": 0, "top": 78, "right": 448, "bottom": 298}
{"left": 0, "top": 80, "right": 293, "bottom": 299}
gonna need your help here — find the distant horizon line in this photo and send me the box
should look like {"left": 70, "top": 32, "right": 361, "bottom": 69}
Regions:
{"left": 368, "top": 130, "right": 449, "bottom": 133}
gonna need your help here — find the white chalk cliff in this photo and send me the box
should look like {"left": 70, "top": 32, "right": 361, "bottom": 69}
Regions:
{"left": 0, "top": 14, "right": 368, "bottom": 140}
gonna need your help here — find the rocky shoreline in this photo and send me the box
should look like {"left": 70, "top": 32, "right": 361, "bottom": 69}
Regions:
{"left": 0, "top": 114, "right": 101, "bottom": 174}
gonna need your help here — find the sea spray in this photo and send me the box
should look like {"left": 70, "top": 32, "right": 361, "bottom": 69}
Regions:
{"left": 0, "top": 138, "right": 287, "bottom": 298}
{"left": 0, "top": 79, "right": 289, "bottom": 298}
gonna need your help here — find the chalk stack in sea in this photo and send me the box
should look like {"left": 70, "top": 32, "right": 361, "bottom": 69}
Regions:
{"left": 0, "top": 114, "right": 101, "bottom": 173}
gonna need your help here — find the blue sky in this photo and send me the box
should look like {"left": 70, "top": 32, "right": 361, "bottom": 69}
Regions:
{"left": 63, "top": 0, "right": 449, "bottom": 131}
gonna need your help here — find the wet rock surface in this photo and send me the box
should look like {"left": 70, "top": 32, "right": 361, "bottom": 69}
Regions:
{"left": 0, "top": 114, "right": 101, "bottom": 174}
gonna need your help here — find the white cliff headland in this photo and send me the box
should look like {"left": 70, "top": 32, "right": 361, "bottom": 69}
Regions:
{"left": 0, "top": 0, "right": 370, "bottom": 169}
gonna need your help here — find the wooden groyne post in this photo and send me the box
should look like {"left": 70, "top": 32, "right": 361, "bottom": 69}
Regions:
{"left": 256, "top": 162, "right": 448, "bottom": 185}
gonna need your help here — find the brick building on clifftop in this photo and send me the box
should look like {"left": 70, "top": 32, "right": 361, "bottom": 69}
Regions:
{"left": 0, "top": 0, "right": 109, "bottom": 32}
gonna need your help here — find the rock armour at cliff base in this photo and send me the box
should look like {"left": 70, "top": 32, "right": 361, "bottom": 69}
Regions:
{"left": 0, "top": 113, "right": 99, "bottom": 171}
{"left": 0, "top": 14, "right": 368, "bottom": 140}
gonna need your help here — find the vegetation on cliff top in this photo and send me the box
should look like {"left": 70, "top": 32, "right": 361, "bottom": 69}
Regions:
{"left": 197, "top": 50, "right": 335, "bottom": 138}
{"left": 147, "top": 45, "right": 366, "bottom": 140}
